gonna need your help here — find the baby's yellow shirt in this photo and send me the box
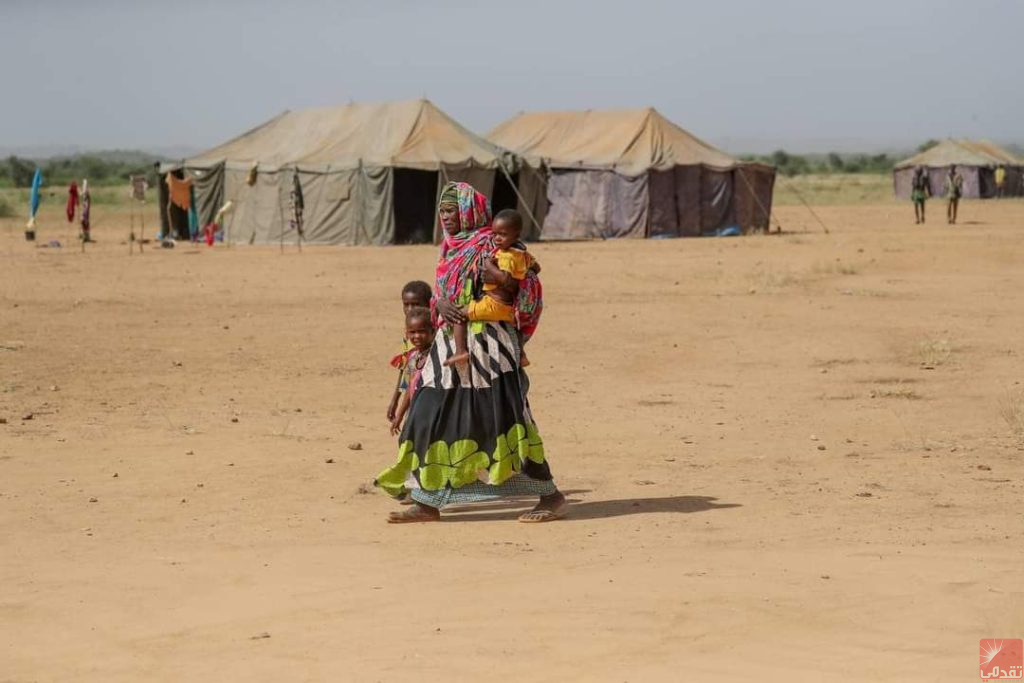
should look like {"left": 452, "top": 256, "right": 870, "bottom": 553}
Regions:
{"left": 483, "top": 248, "right": 531, "bottom": 291}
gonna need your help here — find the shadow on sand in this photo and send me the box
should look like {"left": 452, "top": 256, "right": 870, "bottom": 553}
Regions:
{"left": 441, "top": 492, "right": 740, "bottom": 523}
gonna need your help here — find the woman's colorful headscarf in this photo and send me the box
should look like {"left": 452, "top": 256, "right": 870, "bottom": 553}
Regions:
{"left": 442, "top": 180, "right": 490, "bottom": 233}
{"left": 433, "top": 182, "right": 494, "bottom": 323}
{"left": 439, "top": 182, "right": 460, "bottom": 206}
{"left": 516, "top": 271, "right": 543, "bottom": 342}
{"left": 432, "top": 181, "right": 543, "bottom": 339}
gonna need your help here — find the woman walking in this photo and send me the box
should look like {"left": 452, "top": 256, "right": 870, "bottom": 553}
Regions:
{"left": 375, "top": 182, "right": 565, "bottom": 523}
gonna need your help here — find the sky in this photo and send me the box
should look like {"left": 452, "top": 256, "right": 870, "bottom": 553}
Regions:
{"left": 1, "top": 0, "right": 1022, "bottom": 155}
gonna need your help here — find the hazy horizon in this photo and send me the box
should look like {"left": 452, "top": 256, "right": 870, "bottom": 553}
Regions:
{"left": 2, "top": 0, "right": 1022, "bottom": 156}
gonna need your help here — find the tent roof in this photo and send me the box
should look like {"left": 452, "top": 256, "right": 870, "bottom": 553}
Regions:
{"left": 186, "top": 99, "right": 515, "bottom": 172}
{"left": 894, "top": 139, "right": 1021, "bottom": 169}
{"left": 487, "top": 108, "right": 744, "bottom": 175}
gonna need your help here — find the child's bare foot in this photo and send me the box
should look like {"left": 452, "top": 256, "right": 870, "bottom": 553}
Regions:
{"left": 388, "top": 502, "right": 441, "bottom": 523}
{"left": 520, "top": 353, "right": 530, "bottom": 367}
{"left": 444, "top": 352, "right": 470, "bottom": 368}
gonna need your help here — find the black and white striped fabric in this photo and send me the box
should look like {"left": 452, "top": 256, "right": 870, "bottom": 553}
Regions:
{"left": 374, "top": 319, "right": 553, "bottom": 498}
{"left": 421, "top": 322, "right": 523, "bottom": 390}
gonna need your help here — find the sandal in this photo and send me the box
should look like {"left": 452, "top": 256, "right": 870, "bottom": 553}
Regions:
{"left": 387, "top": 503, "right": 441, "bottom": 523}
{"left": 518, "top": 509, "right": 564, "bottom": 523}
{"left": 518, "top": 493, "right": 566, "bottom": 523}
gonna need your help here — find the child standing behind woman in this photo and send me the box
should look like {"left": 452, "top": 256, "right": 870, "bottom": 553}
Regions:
{"left": 389, "top": 306, "right": 435, "bottom": 435}
{"left": 387, "top": 281, "right": 432, "bottom": 423}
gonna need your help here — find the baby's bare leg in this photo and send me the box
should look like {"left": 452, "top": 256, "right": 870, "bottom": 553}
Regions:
{"left": 444, "top": 317, "right": 471, "bottom": 368}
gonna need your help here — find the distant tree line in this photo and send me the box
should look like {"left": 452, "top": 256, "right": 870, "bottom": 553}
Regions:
{"left": 743, "top": 140, "right": 942, "bottom": 177}
{"left": 0, "top": 140, "right": 973, "bottom": 185}
{"left": 0, "top": 154, "right": 161, "bottom": 188}
{"left": 742, "top": 150, "right": 897, "bottom": 177}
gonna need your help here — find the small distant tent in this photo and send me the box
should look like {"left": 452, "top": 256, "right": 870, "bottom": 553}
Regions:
{"left": 893, "top": 140, "right": 1023, "bottom": 199}
{"left": 162, "top": 99, "right": 520, "bottom": 245}
{"left": 487, "top": 108, "right": 776, "bottom": 240}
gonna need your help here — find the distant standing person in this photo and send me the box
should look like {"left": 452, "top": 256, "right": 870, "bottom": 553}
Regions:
{"left": 911, "top": 166, "right": 931, "bottom": 224}
{"left": 994, "top": 165, "right": 1006, "bottom": 199}
{"left": 944, "top": 165, "right": 964, "bottom": 225}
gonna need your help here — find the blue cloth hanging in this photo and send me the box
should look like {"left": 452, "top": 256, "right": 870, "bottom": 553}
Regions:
{"left": 188, "top": 185, "right": 200, "bottom": 239}
{"left": 29, "top": 168, "right": 43, "bottom": 219}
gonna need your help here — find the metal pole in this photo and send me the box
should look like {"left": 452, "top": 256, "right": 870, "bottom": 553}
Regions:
{"left": 129, "top": 198, "right": 135, "bottom": 255}
{"left": 781, "top": 177, "right": 831, "bottom": 235}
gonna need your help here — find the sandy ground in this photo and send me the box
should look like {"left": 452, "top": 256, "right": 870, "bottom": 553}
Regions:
{"left": 2, "top": 199, "right": 1023, "bottom": 682}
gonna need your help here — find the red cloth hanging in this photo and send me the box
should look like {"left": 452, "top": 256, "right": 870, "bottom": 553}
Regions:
{"left": 66, "top": 181, "right": 79, "bottom": 223}
{"left": 165, "top": 174, "right": 193, "bottom": 210}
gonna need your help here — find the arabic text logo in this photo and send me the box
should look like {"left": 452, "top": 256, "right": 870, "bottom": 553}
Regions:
{"left": 980, "top": 639, "right": 1023, "bottom": 679}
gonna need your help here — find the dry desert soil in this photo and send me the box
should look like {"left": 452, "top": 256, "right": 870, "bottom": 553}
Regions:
{"left": 2, "top": 200, "right": 1023, "bottom": 681}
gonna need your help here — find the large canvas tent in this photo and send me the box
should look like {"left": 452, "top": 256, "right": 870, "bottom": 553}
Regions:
{"left": 893, "top": 139, "right": 1023, "bottom": 200}
{"left": 162, "top": 99, "right": 520, "bottom": 245}
{"left": 488, "top": 108, "right": 776, "bottom": 240}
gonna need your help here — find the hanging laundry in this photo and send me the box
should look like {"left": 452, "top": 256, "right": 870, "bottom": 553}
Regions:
{"left": 290, "top": 172, "right": 305, "bottom": 237}
{"left": 129, "top": 175, "right": 148, "bottom": 201}
{"left": 292, "top": 173, "right": 305, "bottom": 212}
{"left": 202, "top": 222, "right": 217, "bottom": 246}
{"left": 165, "top": 173, "right": 193, "bottom": 211}
{"left": 80, "top": 179, "right": 92, "bottom": 242}
{"left": 26, "top": 168, "right": 43, "bottom": 240}
{"left": 214, "top": 200, "right": 234, "bottom": 223}
{"left": 66, "top": 181, "right": 79, "bottom": 222}
{"left": 187, "top": 184, "right": 200, "bottom": 240}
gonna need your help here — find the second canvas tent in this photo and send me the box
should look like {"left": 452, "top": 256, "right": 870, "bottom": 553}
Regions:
{"left": 893, "top": 139, "right": 1023, "bottom": 200}
{"left": 489, "top": 108, "right": 775, "bottom": 239}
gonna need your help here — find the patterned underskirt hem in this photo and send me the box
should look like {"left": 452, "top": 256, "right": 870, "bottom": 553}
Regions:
{"left": 411, "top": 473, "right": 556, "bottom": 509}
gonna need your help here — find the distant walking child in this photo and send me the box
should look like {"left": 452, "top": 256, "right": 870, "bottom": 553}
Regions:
{"left": 995, "top": 165, "right": 1006, "bottom": 199}
{"left": 945, "top": 165, "right": 964, "bottom": 224}
{"left": 387, "top": 280, "right": 432, "bottom": 423}
{"left": 911, "top": 166, "right": 930, "bottom": 224}
{"left": 444, "top": 209, "right": 537, "bottom": 369}
{"left": 390, "top": 306, "right": 435, "bottom": 435}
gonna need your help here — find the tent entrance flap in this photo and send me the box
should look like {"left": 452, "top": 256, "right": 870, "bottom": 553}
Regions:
{"left": 393, "top": 169, "right": 439, "bottom": 244}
